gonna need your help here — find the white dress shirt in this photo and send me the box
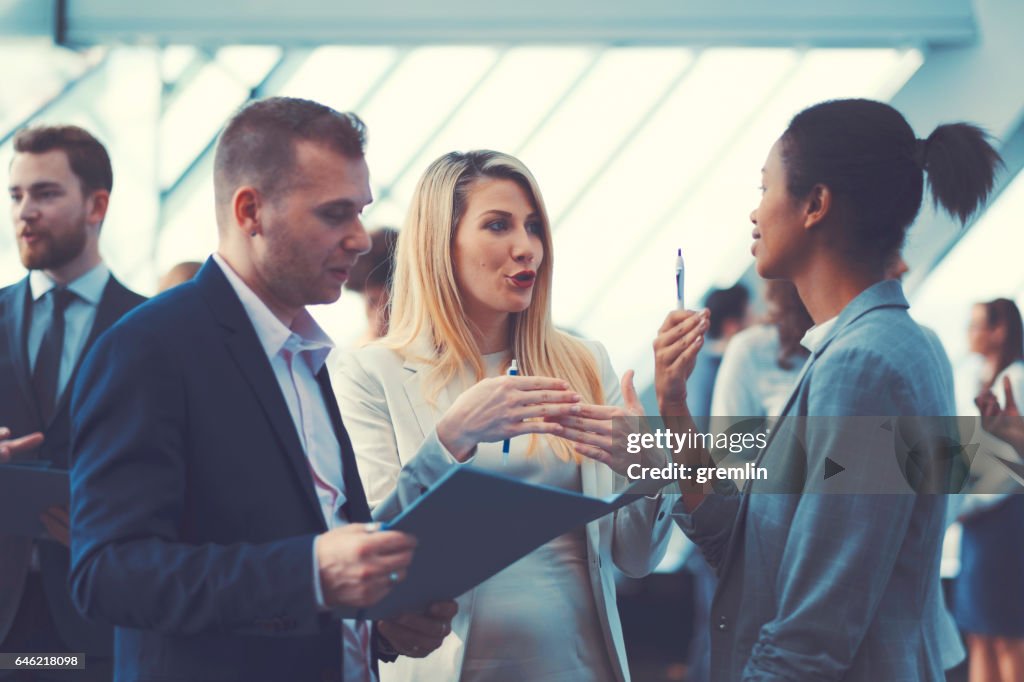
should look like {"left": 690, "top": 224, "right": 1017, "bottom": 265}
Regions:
{"left": 212, "top": 254, "right": 373, "bottom": 682}
{"left": 28, "top": 263, "right": 110, "bottom": 401}
{"left": 799, "top": 316, "right": 839, "bottom": 354}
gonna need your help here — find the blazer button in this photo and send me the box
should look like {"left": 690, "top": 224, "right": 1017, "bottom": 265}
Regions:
{"left": 717, "top": 616, "right": 729, "bottom": 632}
{"left": 657, "top": 511, "right": 666, "bottom": 520}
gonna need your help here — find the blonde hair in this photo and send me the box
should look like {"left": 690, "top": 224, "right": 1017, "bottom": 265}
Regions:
{"left": 386, "top": 151, "right": 605, "bottom": 461}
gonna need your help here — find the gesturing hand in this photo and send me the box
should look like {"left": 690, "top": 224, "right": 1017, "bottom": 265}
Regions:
{"left": 316, "top": 524, "right": 417, "bottom": 609}
{"left": 976, "top": 376, "right": 1024, "bottom": 455}
{"left": 654, "top": 309, "right": 709, "bottom": 414}
{"left": 378, "top": 600, "right": 458, "bottom": 658}
{"left": 548, "top": 370, "right": 665, "bottom": 478}
{"left": 436, "top": 375, "right": 582, "bottom": 461}
{"left": 0, "top": 426, "right": 44, "bottom": 462}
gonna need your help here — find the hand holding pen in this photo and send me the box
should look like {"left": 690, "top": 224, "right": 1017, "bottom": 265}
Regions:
{"left": 435, "top": 373, "right": 583, "bottom": 462}
{"left": 656, "top": 247, "right": 708, "bottom": 413}
{"left": 502, "top": 359, "right": 519, "bottom": 463}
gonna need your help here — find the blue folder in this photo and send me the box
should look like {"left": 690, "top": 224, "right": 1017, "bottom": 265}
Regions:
{"left": 339, "top": 465, "right": 653, "bottom": 620}
{"left": 0, "top": 462, "right": 69, "bottom": 537}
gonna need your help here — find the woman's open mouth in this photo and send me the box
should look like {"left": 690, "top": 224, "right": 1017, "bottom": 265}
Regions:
{"left": 507, "top": 271, "right": 536, "bottom": 289}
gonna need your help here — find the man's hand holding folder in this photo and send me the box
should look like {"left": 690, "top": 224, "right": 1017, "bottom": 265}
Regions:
{"left": 316, "top": 523, "right": 417, "bottom": 608}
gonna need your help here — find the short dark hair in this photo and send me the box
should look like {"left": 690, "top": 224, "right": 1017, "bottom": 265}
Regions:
{"left": 213, "top": 96, "right": 367, "bottom": 208}
{"left": 13, "top": 125, "right": 113, "bottom": 194}
{"left": 781, "top": 98, "right": 1002, "bottom": 271}
{"left": 981, "top": 298, "right": 1024, "bottom": 385}
{"left": 704, "top": 283, "right": 750, "bottom": 339}
{"left": 347, "top": 227, "right": 398, "bottom": 293}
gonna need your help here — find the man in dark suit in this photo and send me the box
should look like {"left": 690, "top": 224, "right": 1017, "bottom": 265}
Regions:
{"left": 0, "top": 125, "right": 146, "bottom": 680}
{"left": 68, "top": 97, "right": 454, "bottom": 682}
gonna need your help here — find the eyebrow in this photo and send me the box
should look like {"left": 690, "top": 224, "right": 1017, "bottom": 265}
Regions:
{"left": 8, "top": 181, "right": 63, "bottom": 192}
{"left": 316, "top": 197, "right": 372, "bottom": 211}
{"left": 477, "top": 209, "right": 540, "bottom": 219}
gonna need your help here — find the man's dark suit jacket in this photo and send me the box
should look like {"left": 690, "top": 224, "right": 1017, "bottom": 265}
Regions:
{"left": 69, "top": 259, "right": 376, "bottom": 682}
{"left": 0, "top": 274, "right": 145, "bottom": 658}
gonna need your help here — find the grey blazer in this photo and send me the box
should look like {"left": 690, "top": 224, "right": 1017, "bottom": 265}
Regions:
{"left": 676, "top": 280, "right": 964, "bottom": 681}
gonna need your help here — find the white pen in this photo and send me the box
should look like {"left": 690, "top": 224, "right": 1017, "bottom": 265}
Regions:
{"left": 675, "top": 248, "right": 685, "bottom": 310}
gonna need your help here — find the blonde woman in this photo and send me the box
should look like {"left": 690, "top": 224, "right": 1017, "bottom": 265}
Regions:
{"left": 334, "top": 151, "right": 675, "bottom": 682}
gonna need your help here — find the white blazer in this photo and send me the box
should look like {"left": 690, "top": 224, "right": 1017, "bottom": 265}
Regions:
{"left": 333, "top": 338, "right": 673, "bottom": 682}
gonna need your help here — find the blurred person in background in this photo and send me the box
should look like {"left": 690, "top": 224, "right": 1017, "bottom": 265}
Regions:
{"left": 956, "top": 297, "right": 1024, "bottom": 682}
{"left": 345, "top": 227, "right": 398, "bottom": 344}
{"left": 685, "top": 283, "right": 750, "bottom": 432}
{"left": 156, "top": 260, "right": 202, "bottom": 292}
{"left": 710, "top": 280, "right": 812, "bottom": 420}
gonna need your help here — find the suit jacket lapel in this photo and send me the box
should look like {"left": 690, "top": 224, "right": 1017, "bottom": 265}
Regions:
{"left": 80, "top": 277, "right": 132, "bottom": 353}
{"left": 198, "top": 260, "right": 325, "bottom": 527}
{"left": 400, "top": 371, "right": 440, "bottom": 446}
{"left": 399, "top": 345, "right": 461, "bottom": 452}
{"left": 5, "top": 278, "right": 36, "bottom": 422}
{"left": 49, "top": 277, "right": 139, "bottom": 428}
{"left": 318, "top": 368, "right": 372, "bottom": 523}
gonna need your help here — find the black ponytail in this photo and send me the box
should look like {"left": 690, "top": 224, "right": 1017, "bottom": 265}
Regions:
{"left": 920, "top": 123, "right": 1003, "bottom": 224}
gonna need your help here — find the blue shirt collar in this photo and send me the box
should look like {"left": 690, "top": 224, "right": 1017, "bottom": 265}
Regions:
{"left": 29, "top": 262, "right": 111, "bottom": 306}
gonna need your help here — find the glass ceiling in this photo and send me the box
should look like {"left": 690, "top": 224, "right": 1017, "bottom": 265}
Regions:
{"left": 3, "top": 42, "right": 1019, "bottom": 399}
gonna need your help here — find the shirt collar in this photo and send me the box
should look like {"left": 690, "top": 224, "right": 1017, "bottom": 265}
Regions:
{"left": 29, "top": 262, "right": 110, "bottom": 306}
{"left": 212, "top": 253, "right": 334, "bottom": 371}
{"left": 800, "top": 315, "right": 839, "bottom": 354}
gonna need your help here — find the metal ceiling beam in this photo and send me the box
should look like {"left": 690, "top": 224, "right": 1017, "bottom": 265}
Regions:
{"left": 27, "top": 0, "right": 978, "bottom": 47}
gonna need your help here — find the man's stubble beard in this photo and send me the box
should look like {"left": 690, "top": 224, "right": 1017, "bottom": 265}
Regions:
{"left": 19, "top": 223, "right": 88, "bottom": 271}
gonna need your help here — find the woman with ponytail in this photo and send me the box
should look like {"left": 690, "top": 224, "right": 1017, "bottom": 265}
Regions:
{"left": 334, "top": 150, "right": 676, "bottom": 682}
{"left": 649, "top": 98, "right": 1003, "bottom": 681}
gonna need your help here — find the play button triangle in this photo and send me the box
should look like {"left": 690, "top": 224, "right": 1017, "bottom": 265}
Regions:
{"left": 824, "top": 457, "right": 845, "bottom": 480}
